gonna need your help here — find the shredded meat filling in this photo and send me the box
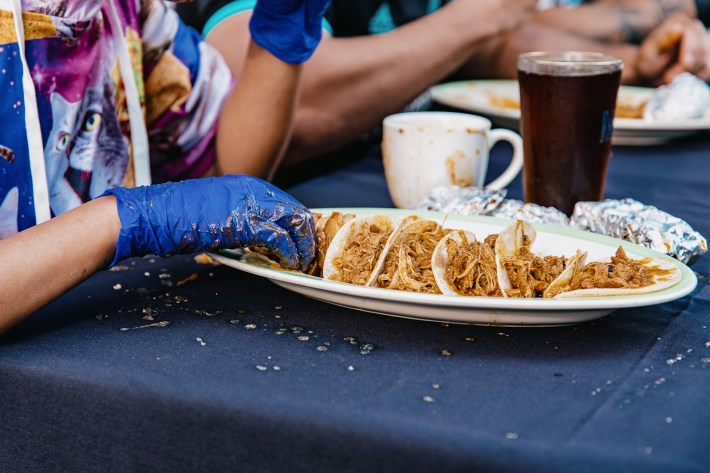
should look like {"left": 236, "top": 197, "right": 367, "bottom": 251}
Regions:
{"left": 247, "top": 245, "right": 281, "bottom": 262}
{"left": 376, "top": 222, "right": 448, "bottom": 293}
{"left": 483, "top": 233, "right": 498, "bottom": 253}
{"left": 570, "top": 246, "right": 652, "bottom": 290}
{"left": 444, "top": 233, "right": 501, "bottom": 297}
{"left": 308, "top": 212, "right": 353, "bottom": 276}
{"left": 334, "top": 222, "right": 392, "bottom": 285}
{"left": 502, "top": 245, "right": 565, "bottom": 298}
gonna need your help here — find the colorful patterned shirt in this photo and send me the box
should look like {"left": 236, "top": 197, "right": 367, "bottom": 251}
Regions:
{"left": 0, "top": 0, "right": 232, "bottom": 237}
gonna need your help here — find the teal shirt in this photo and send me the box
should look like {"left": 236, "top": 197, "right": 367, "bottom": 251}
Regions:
{"left": 202, "top": 0, "right": 448, "bottom": 38}
{"left": 203, "top": 0, "right": 334, "bottom": 36}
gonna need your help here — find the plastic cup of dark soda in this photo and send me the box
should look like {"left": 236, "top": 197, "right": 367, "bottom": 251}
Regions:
{"left": 517, "top": 51, "right": 623, "bottom": 216}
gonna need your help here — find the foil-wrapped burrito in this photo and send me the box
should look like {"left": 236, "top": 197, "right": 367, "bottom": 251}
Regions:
{"left": 643, "top": 73, "right": 710, "bottom": 121}
{"left": 416, "top": 186, "right": 707, "bottom": 265}
{"left": 571, "top": 199, "right": 707, "bottom": 265}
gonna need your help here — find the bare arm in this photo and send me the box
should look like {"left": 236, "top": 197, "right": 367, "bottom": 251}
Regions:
{"left": 207, "top": 0, "right": 536, "bottom": 167}
{"left": 460, "top": 22, "right": 641, "bottom": 84}
{"left": 462, "top": 10, "right": 710, "bottom": 87}
{"left": 533, "top": 0, "right": 697, "bottom": 44}
{"left": 0, "top": 197, "right": 120, "bottom": 335}
{"left": 215, "top": 40, "right": 302, "bottom": 179}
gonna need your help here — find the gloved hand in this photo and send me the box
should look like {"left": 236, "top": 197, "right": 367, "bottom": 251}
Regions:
{"left": 102, "top": 175, "right": 316, "bottom": 271}
{"left": 249, "top": 0, "right": 333, "bottom": 64}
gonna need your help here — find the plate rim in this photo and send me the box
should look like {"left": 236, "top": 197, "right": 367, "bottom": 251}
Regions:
{"left": 213, "top": 209, "right": 697, "bottom": 313}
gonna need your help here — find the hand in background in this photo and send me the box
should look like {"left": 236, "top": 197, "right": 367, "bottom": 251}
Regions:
{"left": 103, "top": 175, "right": 316, "bottom": 271}
{"left": 636, "top": 13, "right": 710, "bottom": 85}
{"left": 249, "top": 0, "right": 333, "bottom": 64}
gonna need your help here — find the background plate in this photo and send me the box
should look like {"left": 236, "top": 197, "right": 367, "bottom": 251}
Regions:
{"left": 213, "top": 209, "right": 697, "bottom": 327}
{"left": 431, "top": 80, "right": 710, "bottom": 146}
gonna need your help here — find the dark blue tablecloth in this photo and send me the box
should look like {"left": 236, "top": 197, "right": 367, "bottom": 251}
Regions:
{"left": 1, "top": 134, "right": 709, "bottom": 473}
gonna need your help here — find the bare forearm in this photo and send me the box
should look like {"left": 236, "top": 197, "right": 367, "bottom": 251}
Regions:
{"left": 534, "top": 0, "right": 696, "bottom": 44}
{"left": 0, "top": 197, "right": 120, "bottom": 335}
{"left": 463, "top": 22, "right": 641, "bottom": 84}
{"left": 287, "top": 6, "right": 514, "bottom": 163}
{"left": 215, "top": 40, "right": 302, "bottom": 178}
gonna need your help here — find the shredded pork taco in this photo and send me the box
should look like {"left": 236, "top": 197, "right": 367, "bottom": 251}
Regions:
{"left": 495, "top": 220, "right": 567, "bottom": 298}
{"left": 541, "top": 251, "right": 587, "bottom": 298}
{"left": 432, "top": 230, "right": 502, "bottom": 297}
{"left": 307, "top": 212, "right": 356, "bottom": 276}
{"left": 546, "top": 246, "right": 681, "bottom": 298}
{"left": 374, "top": 218, "right": 451, "bottom": 294}
{"left": 322, "top": 214, "right": 400, "bottom": 286}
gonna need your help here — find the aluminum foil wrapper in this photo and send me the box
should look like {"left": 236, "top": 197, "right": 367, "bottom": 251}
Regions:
{"left": 417, "top": 186, "right": 507, "bottom": 215}
{"left": 488, "top": 199, "right": 570, "bottom": 226}
{"left": 571, "top": 199, "right": 707, "bottom": 265}
{"left": 416, "top": 187, "right": 707, "bottom": 264}
{"left": 416, "top": 186, "right": 568, "bottom": 225}
{"left": 644, "top": 73, "right": 710, "bottom": 121}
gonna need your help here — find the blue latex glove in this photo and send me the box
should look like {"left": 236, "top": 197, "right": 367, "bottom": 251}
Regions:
{"left": 249, "top": 0, "right": 332, "bottom": 64}
{"left": 102, "top": 175, "right": 316, "bottom": 271}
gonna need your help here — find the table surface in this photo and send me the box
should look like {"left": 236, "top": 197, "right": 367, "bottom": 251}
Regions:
{"left": 2, "top": 134, "right": 710, "bottom": 473}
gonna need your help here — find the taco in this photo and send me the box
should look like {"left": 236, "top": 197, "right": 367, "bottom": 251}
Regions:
{"left": 541, "top": 250, "right": 587, "bottom": 298}
{"left": 306, "top": 212, "right": 356, "bottom": 276}
{"left": 495, "top": 220, "right": 567, "bottom": 298}
{"left": 322, "top": 214, "right": 401, "bottom": 286}
{"left": 373, "top": 218, "right": 451, "bottom": 294}
{"left": 432, "top": 229, "right": 502, "bottom": 297}
{"left": 545, "top": 246, "right": 681, "bottom": 298}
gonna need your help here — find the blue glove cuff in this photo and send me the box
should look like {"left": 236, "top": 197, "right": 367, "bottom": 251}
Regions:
{"left": 249, "top": 19, "right": 322, "bottom": 64}
{"left": 249, "top": 0, "right": 331, "bottom": 64}
{"left": 101, "top": 186, "right": 171, "bottom": 268}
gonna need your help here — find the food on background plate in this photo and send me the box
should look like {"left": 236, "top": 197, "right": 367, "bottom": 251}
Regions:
{"left": 486, "top": 90, "right": 648, "bottom": 119}
{"left": 615, "top": 96, "right": 648, "bottom": 119}
{"left": 487, "top": 93, "right": 520, "bottom": 111}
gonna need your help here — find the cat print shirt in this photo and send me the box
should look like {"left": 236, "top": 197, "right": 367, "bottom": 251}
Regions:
{"left": 0, "top": 0, "right": 232, "bottom": 237}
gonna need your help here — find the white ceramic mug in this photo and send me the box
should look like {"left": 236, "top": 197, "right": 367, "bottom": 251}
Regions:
{"left": 382, "top": 112, "right": 524, "bottom": 209}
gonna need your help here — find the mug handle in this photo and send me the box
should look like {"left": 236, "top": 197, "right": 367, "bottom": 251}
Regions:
{"left": 485, "top": 129, "right": 524, "bottom": 190}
